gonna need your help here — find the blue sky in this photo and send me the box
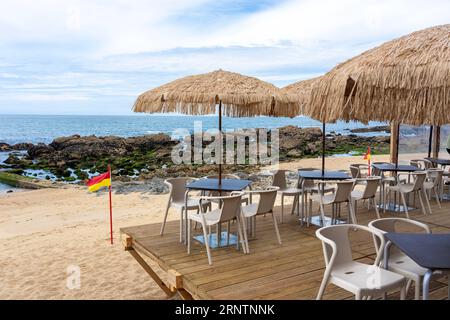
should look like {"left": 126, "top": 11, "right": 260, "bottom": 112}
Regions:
{"left": 0, "top": 0, "right": 449, "bottom": 115}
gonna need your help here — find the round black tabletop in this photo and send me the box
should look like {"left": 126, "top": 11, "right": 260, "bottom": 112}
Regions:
{"left": 298, "top": 170, "right": 351, "bottom": 180}
{"left": 425, "top": 158, "right": 450, "bottom": 166}
{"left": 372, "top": 163, "right": 419, "bottom": 172}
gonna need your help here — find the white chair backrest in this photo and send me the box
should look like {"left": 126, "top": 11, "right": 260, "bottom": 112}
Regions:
{"left": 350, "top": 164, "right": 369, "bottom": 178}
{"left": 297, "top": 168, "right": 317, "bottom": 189}
{"left": 272, "top": 170, "right": 289, "bottom": 189}
{"left": 426, "top": 168, "right": 443, "bottom": 187}
{"left": 332, "top": 180, "right": 355, "bottom": 203}
{"left": 360, "top": 176, "right": 381, "bottom": 198}
{"left": 316, "top": 224, "right": 383, "bottom": 267}
{"left": 255, "top": 186, "right": 279, "bottom": 214}
{"left": 218, "top": 193, "right": 244, "bottom": 222}
{"left": 410, "top": 159, "right": 433, "bottom": 170}
{"left": 165, "top": 177, "right": 195, "bottom": 203}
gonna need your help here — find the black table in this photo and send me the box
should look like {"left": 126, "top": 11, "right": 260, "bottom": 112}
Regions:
{"left": 184, "top": 178, "right": 252, "bottom": 248}
{"left": 186, "top": 178, "right": 252, "bottom": 192}
{"left": 384, "top": 233, "right": 450, "bottom": 300}
{"left": 298, "top": 170, "right": 352, "bottom": 227}
{"left": 298, "top": 170, "right": 352, "bottom": 181}
{"left": 425, "top": 157, "right": 450, "bottom": 166}
{"left": 372, "top": 163, "right": 419, "bottom": 213}
{"left": 372, "top": 163, "right": 419, "bottom": 172}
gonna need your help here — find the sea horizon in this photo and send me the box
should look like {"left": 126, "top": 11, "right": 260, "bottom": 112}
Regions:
{"left": 0, "top": 113, "right": 387, "bottom": 145}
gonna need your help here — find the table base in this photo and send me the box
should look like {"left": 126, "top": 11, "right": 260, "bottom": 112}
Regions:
{"left": 433, "top": 194, "right": 450, "bottom": 201}
{"left": 378, "top": 203, "right": 416, "bottom": 213}
{"left": 194, "top": 232, "right": 238, "bottom": 248}
{"left": 300, "top": 215, "right": 347, "bottom": 227}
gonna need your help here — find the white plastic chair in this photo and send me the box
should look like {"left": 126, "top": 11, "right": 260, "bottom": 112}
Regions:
{"left": 410, "top": 159, "right": 433, "bottom": 170}
{"left": 350, "top": 164, "right": 370, "bottom": 179}
{"left": 271, "top": 170, "right": 303, "bottom": 223}
{"left": 316, "top": 224, "right": 406, "bottom": 300}
{"left": 386, "top": 172, "right": 429, "bottom": 218}
{"left": 423, "top": 168, "right": 443, "bottom": 210}
{"left": 187, "top": 192, "right": 246, "bottom": 265}
{"left": 368, "top": 218, "right": 431, "bottom": 300}
{"left": 161, "top": 177, "right": 211, "bottom": 239}
{"left": 240, "top": 186, "right": 281, "bottom": 253}
{"left": 350, "top": 176, "right": 381, "bottom": 224}
{"left": 309, "top": 180, "right": 356, "bottom": 225}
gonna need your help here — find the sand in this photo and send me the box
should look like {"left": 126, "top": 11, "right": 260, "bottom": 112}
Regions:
{"left": 0, "top": 153, "right": 411, "bottom": 299}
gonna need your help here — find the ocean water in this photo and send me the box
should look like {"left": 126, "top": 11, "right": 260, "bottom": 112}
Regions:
{"left": 0, "top": 114, "right": 387, "bottom": 145}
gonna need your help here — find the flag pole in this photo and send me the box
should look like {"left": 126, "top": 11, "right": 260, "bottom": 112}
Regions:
{"left": 108, "top": 164, "right": 113, "bottom": 245}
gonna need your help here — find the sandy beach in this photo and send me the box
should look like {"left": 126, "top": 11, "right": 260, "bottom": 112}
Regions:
{"left": 0, "top": 153, "right": 419, "bottom": 300}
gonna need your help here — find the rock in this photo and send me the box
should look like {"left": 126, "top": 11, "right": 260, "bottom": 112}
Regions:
{"left": 27, "top": 143, "right": 54, "bottom": 158}
{"left": 6, "top": 190, "right": 13, "bottom": 193}
{"left": 4, "top": 154, "right": 20, "bottom": 164}
{"left": 0, "top": 142, "right": 11, "bottom": 151}
{"left": 350, "top": 126, "right": 390, "bottom": 133}
{"left": 11, "top": 142, "right": 34, "bottom": 150}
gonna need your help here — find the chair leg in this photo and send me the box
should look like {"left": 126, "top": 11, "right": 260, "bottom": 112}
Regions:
{"left": 179, "top": 208, "right": 184, "bottom": 243}
{"left": 351, "top": 200, "right": 358, "bottom": 224}
{"left": 434, "top": 187, "right": 442, "bottom": 208}
{"left": 423, "top": 189, "right": 432, "bottom": 214}
{"left": 239, "top": 213, "right": 249, "bottom": 254}
{"left": 187, "top": 219, "right": 191, "bottom": 254}
{"left": 308, "top": 198, "right": 312, "bottom": 227}
{"left": 271, "top": 212, "right": 282, "bottom": 245}
{"left": 319, "top": 203, "right": 326, "bottom": 226}
{"left": 201, "top": 222, "right": 212, "bottom": 265}
{"left": 400, "top": 193, "right": 410, "bottom": 219}
{"left": 415, "top": 280, "right": 421, "bottom": 300}
{"left": 373, "top": 198, "right": 380, "bottom": 219}
{"left": 400, "top": 284, "right": 406, "bottom": 300}
{"left": 160, "top": 200, "right": 171, "bottom": 236}
{"left": 291, "top": 195, "right": 297, "bottom": 215}
{"left": 355, "top": 292, "right": 362, "bottom": 300}
{"left": 280, "top": 195, "right": 284, "bottom": 224}
{"left": 227, "top": 221, "right": 230, "bottom": 246}
{"left": 316, "top": 272, "right": 330, "bottom": 300}
{"left": 236, "top": 215, "right": 247, "bottom": 254}
{"left": 418, "top": 190, "right": 427, "bottom": 215}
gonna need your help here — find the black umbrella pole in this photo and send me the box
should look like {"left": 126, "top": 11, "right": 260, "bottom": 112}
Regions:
{"left": 396, "top": 123, "right": 400, "bottom": 167}
{"left": 428, "top": 126, "right": 433, "bottom": 158}
{"left": 322, "top": 122, "right": 325, "bottom": 175}
{"left": 218, "top": 100, "right": 222, "bottom": 185}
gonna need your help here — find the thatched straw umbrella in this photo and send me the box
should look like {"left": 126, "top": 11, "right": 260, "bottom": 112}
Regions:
{"left": 306, "top": 24, "right": 450, "bottom": 163}
{"left": 134, "top": 69, "right": 300, "bottom": 183}
{"left": 282, "top": 76, "right": 333, "bottom": 174}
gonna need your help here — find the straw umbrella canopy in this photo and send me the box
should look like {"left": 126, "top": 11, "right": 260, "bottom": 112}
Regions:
{"left": 133, "top": 69, "right": 300, "bottom": 182}
{"left": 306, "top": 24, "right": 450, "bottom": 163}
{"left": 134, "top": 69, "right": 300, "bottom": 117}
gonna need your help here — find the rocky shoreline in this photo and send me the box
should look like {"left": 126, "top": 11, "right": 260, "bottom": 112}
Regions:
{"left": 0, "top": 125, "right": 390, "bottom": 192}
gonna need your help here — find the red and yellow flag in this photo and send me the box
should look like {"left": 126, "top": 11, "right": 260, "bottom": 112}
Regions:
{"left": 363, "top": 146, "right": 371, "bottom": 161}
{"left": 86, "top": 171, "right": 111, "bottom": 192}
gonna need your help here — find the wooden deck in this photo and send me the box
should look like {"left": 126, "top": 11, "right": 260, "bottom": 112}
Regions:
{"left": 120, "top": 196, "right": 450, "bottom": 300}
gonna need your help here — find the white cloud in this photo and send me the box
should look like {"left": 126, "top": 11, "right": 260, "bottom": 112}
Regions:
{"left": 0, "top": 0, "right": 449, "bottom": 114}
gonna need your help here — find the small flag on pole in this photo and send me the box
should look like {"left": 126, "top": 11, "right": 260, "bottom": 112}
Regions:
{"left": 363, "top": 147, "right": 371, "bottom": 176}
{"left": 86, "top": 165, "right": 114, "bottom": 244}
